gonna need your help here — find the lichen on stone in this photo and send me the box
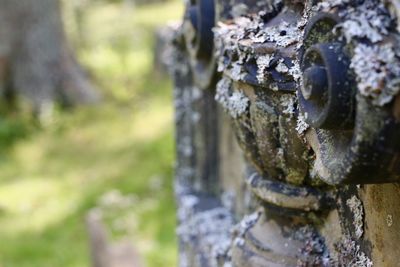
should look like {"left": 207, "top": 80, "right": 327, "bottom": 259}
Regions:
{"left": 215, "top": 77, "right": 231, "bottom": 105}
{"left": 230, "top": 62, "right": 246, "bottom": 82}
{"left": 289, "top": 59, "right": 302, "bottom": 83}
{"left": 177, "top": 193, "right": 234, "bottom": 267}
{"left": 296, "top": 113, "right": 309, "bottom": 135}
{"left": 295, "top": 226, "right": 331, "bottom": 266}
{"left": 250, "top": 13, "right": 301, "bottom": 48}
{"left": 213, "top": 9, "right": 301, "bottom": 89}
{"left": 256, "top": 55, "right": 273, "bottom": 83}
{"left": 339, "top": 1, "right": 391, "bottom": 43}
{"left": 346, "top": 195, "right": 364, "bottom": 239}
{"left": 280, "top": 94, "right": 296, "bottom": 117}
{"left": 276, "top": 58, "right": 289, "bottom": 73}
{"left": 215, "top": 77, "right": 249, "bottom": 119}
{"left": 232, "top": 210, "right": 261, "bottom": 247}
{"left": 335, "top": 235, "right": 373, "bottom": 267}
{"left": 213, "top": 15, "right": 260, "bottom": 79}
{"left": 227, "top": 91, "right": 249, "bottom": 118}
{"left": 322, "top": 0, "right": 400, "bottom": 106}
{"left": 351, "top": 43, "right": 400, "bottom": 106}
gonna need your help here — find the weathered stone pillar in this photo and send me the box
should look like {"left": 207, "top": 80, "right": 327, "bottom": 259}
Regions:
{"left": 167, "top": 1, "right": 400, "bottom": 266}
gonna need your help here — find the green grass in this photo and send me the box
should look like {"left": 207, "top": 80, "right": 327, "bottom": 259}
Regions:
{"left": 0, "top": 1, "right": 183, "bottom": 267}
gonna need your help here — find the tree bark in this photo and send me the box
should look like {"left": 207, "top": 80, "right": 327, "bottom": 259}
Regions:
{"left": 0, "top": 0, "right": 99, "bottom": 114}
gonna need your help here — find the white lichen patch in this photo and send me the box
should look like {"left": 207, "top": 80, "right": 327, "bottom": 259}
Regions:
{"left": 256, "top": 55, "right": 273, "bottom": 83}
{"left": 251, "top": 20, "right": 301, "bottom": 48}
{"left": 215, "top": 77, "right": 249, "bottom": 118}
{"left": 213, "top": 22, "right": 244, "bottom": 74}
{"left": 230, "top": 62, "right": 246, "bottom": 82}
{"left": 276, "top": 59, "right": 289, "bottom": 73}
{"left": 353, "top": 251, "right": 374, "bottom": 267}
{"left": 215, "top": 77, "right": 231, "bottom": 105}
{"left": 336, "top": 236, "right": 373, "bottom": 267}
{"left": 350, "top": 43, "right": 400, "bottom": 106}
{"left": 296, "top": 113, "right": 309, "bottom": 135}
{"left": 340, "top": 2, "right": 391, "bottom": 43}
{"left": 317, "top": 0, "right": 400, "bottom": 106}
{"left": 228, "top": 91, "right": 250, "bottom": 118}
{"left": 346, "top": 196, "right": 364, "bottom": 239}
{"left": 316, "top": 0, "right": 352, "bottom": 11}
{"left": 176, "top": 205, "right": 234, "bottom": 267}
{"left": 177, "top": 194, "right": 199, "bottom": 221}
{"left": 213, "top": 9, "right": 302, "bottom": 89}
{"left": 213, "top": 15, "right": 259, "bottom": 79}
{"left": 237, "top": 211, "right": 261, "bottom": 235}
{"left": 289, "top": 59, "right": 302, "bottom": 83}
{"left": 232, "top": 210, "right": 261, "bottom": 247}
{"left": 280, "top": 94, "right": 295, "bottom": 117}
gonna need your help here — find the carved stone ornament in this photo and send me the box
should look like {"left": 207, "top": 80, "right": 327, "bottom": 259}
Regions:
{"left": 167, "top": 0, "right": 400, "bottom": 266}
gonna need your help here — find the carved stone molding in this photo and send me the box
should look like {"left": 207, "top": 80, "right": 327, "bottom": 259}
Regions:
{"left": 168, "top": 0, "right": 400, "bottom": 266}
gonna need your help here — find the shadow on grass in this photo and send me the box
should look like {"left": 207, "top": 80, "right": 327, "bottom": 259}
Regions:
{"left": 0, "top": 117, "right": 33, "bottom": 151}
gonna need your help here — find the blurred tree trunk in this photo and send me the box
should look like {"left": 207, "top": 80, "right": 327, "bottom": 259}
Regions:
{"left": 0, "top": 0, "right": 99, "bottom": 115}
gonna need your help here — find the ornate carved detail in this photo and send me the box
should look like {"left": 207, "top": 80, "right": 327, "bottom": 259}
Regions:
{"left": 169, "top": 0, "right": 400, "bottom": 266}
{"left": 183, "top": 0, "right": 217, "bottom": 89}
{"left": 298, "top": 4, "right": 400, "bottom": 185}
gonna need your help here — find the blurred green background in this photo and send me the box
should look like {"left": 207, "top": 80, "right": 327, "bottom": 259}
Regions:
{"left": 0, "top": 0, "right": 183, "bottom": 266}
